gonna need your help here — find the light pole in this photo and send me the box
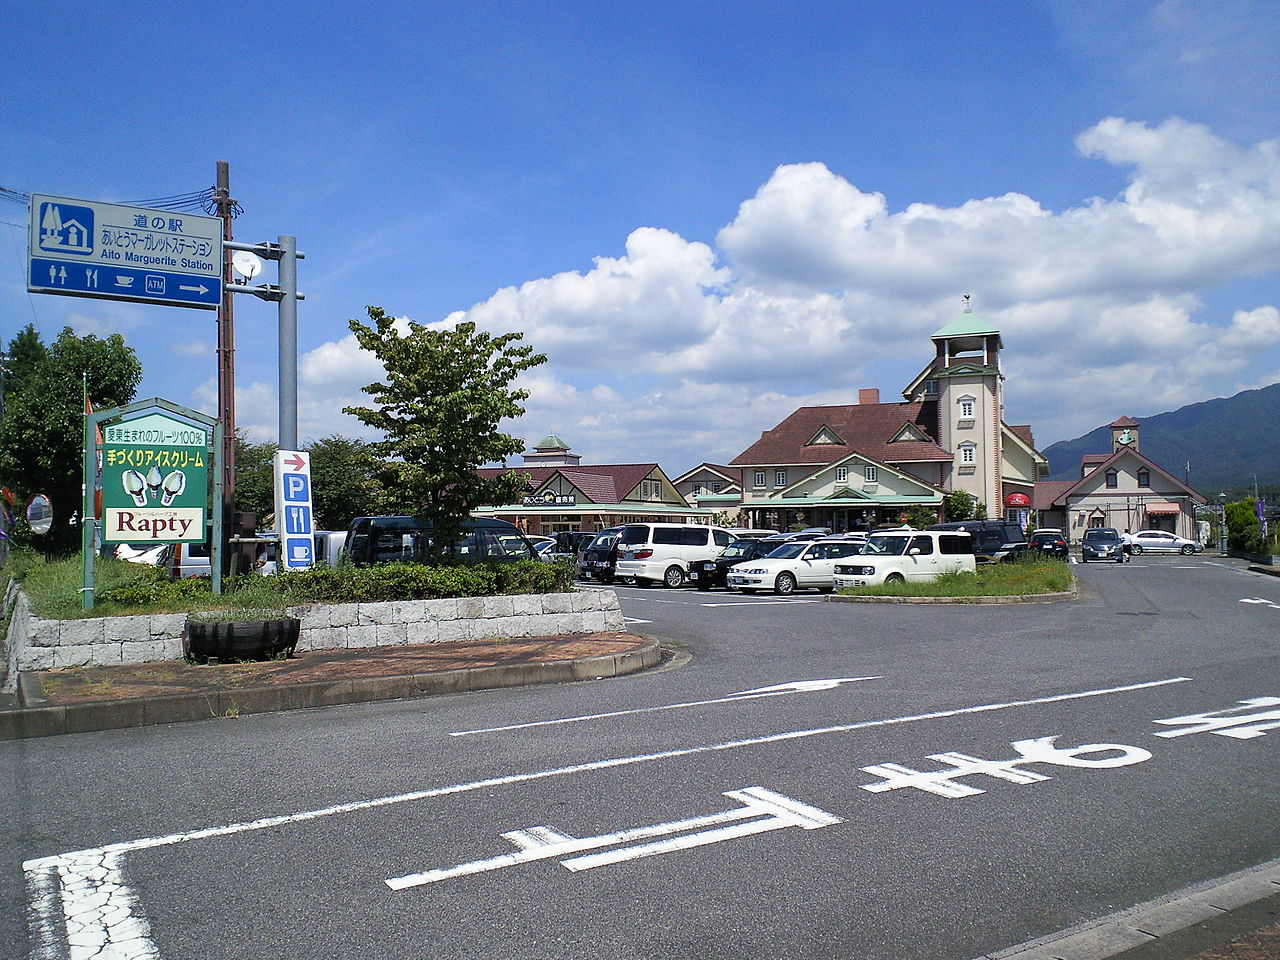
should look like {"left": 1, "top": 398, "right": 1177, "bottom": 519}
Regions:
{"left": 1217, "top": 492, "right": 1228, "bottom": 556}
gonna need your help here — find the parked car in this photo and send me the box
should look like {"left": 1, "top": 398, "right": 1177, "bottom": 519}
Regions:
{"left": 576, "top": 527, "right": 624, "bottom": 584}
{"left": 1028, "top": 530, "right": 1069, "bottom": 558}
{"left": 532, "top": 538, "right": 557, "bottom": 562}
{"left": 726, "top": 537, "right": 865, "bottom": 595}
{"left": 614, "top": 523, "right": 736, "bottom": 587}
{"left": 344, "top": 516, "right": 538, "bottom": 566}
{"left": 1081, "top": 527, "right": 1128, "bottom": 563}
{"left": 1126, "top": 529, "right": 1202, "bottom": 555}
{"left": 114, "top": 542, "right": 166, "bottom": 565}
{"left": 726, "top": 528, "right": 778, "bottom": 538}
{"left": 832, "top": 530, "right": 975, "bottom": 588}
{"left": 927, "top": 519, "right": 1028, "bottom": 564}
{"left": 548, "top": 530, "right": 596, "bottom": 563}
{"left": 689, "top": 537, "right": 776, "bottom": 590}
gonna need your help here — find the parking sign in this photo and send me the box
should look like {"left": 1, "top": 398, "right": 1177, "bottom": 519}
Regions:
{"left": 273, "top": 451, "right": 315, "bottom": 570}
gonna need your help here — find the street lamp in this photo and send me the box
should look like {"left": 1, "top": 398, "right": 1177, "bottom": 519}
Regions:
{"left": 1217, "top": 492, "right": 1228, "bottom": 556}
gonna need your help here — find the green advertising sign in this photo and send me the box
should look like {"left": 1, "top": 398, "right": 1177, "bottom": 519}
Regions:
{"left": 100, "top": 412, "right": 209, "bottom": 543}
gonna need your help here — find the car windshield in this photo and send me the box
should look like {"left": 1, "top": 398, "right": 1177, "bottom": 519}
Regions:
{"left": 720, "top": 539, "right": 758, "bottom": 559}
{"left": 1083, "top": 529, "right": 1120, "bottom": 543}
{"left": 619, "top": 526, "right": 649, "bottom": 545}
{"left": 1031, "top": 533, "right": 1060, "bottom": 543}
{"left": 862, "top": 535, "right": 910, "bottom": 556}
{"left": 588, "top": 532, "right": 618, "bottom": 549}
{"left": 766, "top": 542, "right": 809, "bottom": 559}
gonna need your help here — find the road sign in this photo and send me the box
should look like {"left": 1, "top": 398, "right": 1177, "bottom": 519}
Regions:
{"left": 274, "top": 450, "right": 314, "bottom": 570}
{"left": 28, "top": 194, "right": 222, "bottom": 309}
{"left": 100, "top": 412, "right": 210, "bottom": 543}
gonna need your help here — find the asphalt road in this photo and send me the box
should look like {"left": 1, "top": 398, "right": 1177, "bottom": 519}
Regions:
{"left": 2, "top": 555, "right": 1278, "bottom": 960}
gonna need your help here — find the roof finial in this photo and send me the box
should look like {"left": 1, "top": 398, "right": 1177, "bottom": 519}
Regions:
{"left": 961, "top": 293, "right": 972, "bottom": 313}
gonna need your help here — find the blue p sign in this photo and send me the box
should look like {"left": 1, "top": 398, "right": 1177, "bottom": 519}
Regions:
{"left": 283, "top": 473, "right": 310, "bottom": 502}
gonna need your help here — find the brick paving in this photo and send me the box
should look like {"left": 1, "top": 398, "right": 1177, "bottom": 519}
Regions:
{"left": 35, "top": 632, "right": 648, "bottom": 704}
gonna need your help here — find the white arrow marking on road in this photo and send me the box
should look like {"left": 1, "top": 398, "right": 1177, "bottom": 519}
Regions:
{"left": 23, "top": 676, "right": 1194, "bottom": 960}
{"left": 178, "top": 283, "right": 209, "bottom": 294}
{"left": 449, "top": 677, "right": 883, "bottom": 737}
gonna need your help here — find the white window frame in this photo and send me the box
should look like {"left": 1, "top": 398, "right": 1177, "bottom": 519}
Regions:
{"left": 754, "top": 470, "right": 766, "bottom": 488}
{"left": 864, "top": 465, "right": 878, "bottom": 483}
{"left": 775, "top": 469, "right": 787, "bottom": 487}
{"left": 959, "top": 443, "right": 976, "bottom": 465}
{"left": 959, "top": 397, "right": 974, "bottom": 419}
{"left": 691, "top": 482, "right": 702, "bottom": 495}
{"left": 835, "top": 466, "right": 848, "bottom": 483}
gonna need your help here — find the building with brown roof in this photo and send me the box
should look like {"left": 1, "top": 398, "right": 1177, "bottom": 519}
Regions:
{"left": 726, "top": 302, "right": 1048, "bottom": 532}
{"left": 473, "top": 436, "right": 709, "bottom": 535}
{"left": 1034, "top": 417, "right": 1206, "bottom": 541}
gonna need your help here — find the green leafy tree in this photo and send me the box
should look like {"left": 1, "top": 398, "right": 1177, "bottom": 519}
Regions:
{"left": 307, "top": 434, "right": 384, "bottom": 530}
{"left": 944, "top": 490, "right": 976, "bottom": 522}
{"left": 0, "top": 327, "right": 142, "bottom": 554}
{"left": 905, "top": 505, "right": 938, "bottom": 529}
{"left": 343, "top": 306, "right": 546, "bottom": 556}
{"left": 1224, "top": 499, "right": 1264, "bottom": 553}
{"left": 233, "top": 433, "right": 277, "bottom": 525}
{"left": 2, "top": 324, "right": 47, "bottom": 410}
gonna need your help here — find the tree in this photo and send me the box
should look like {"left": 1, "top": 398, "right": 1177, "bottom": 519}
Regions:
{"left": 905, "top": 505, "right": 938, "bottom": 529}
{"left": 0, "top": 327, "right": 142, "bottom": 554}
{"left": 2, "top": 324, "right": 47, "bottom": 412}
{"left": 233, "top": 432, "right": 277, "bottom": 524}
{"left": 308, "top": 434, "right": 384, "bottom": 529}
{"left": 343, "top": 307, "right": 546, "bottom": 556}
{"left": 1224, "top": 499, "right": 1263, "bottom": 553}
{"left": 944, "top": 490, "right": 976, "bottom": 522}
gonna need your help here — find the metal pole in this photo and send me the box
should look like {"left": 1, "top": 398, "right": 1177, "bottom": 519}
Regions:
{"left": 215, "top": 161, "right": 236, "bottom": 576}
{"left": 278, "top": 234, "right": 298, "bottom": 450}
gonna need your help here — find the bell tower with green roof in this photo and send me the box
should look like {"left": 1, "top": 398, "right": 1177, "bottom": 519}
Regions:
{"left": 930, "top": 296, "right": 1005, "bottom": 515}
{"left": 521, "top": 434, "right": 582, "bottom": 467}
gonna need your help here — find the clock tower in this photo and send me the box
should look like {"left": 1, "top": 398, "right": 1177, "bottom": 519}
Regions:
{"left": 1110, "top": 416, "right": 1140, "bottom": 453}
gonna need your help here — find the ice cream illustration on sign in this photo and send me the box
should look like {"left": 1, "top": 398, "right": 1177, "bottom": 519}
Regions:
{"left": 121, "top": 469, "right": 186, "bottom": 507}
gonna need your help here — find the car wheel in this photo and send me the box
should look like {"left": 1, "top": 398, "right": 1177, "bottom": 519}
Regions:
{"left": 664, "top": 565, "right": 685, "bottom": 588}
{"left": 885, "top": 573, "right": 906, "bottom": 585}
{"left": 1129, "top": 544, "right": 1143, "bottom": 555}
{"left": 774, "top": 572, "right": 796, "bottom": 595}
{"left": 1180, "top": 544, "right": 1195, "bottom": 555}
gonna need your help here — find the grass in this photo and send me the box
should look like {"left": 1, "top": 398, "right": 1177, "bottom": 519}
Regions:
{"left": 836, "top": 557, "right": 1074, "bottom": 598}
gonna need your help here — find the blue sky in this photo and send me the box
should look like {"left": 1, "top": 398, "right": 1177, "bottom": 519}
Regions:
{"left": 3, "top": 0, "right": 1279, "bottom": 476}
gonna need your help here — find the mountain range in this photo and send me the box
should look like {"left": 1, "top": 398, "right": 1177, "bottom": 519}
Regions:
{"left": 1040, "top": 382, "right": 1280, "bottom": 494}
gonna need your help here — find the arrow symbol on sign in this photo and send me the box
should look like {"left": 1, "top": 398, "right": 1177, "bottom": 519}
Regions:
{"left": 283, "top": 453, "right": 307, "bottom": 471}
{"left": 450, "top": 676, "right": 882, "bottom": 736}
{"left": 178, "top": 283, "right": 209, "bottom": 294}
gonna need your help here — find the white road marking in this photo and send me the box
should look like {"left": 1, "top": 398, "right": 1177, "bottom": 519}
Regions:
{"left": 385, "top": 786, "right": 840, "bottom": 888}
{"left": 622, "top": 616, "right": 651, "bottom": 624}
{"left": 858, "top": 736, "right": 1152, "bottom": 798}
{"left": 1153, "top": 697, "right": 1280, "bottom": 739}
{"left": 23, "top": 675, "right": 1192, "bottom": 960}
{"left": 1240, "top": 597, "right": 1280, "bottom": 609}
{"left": 449, "top": 677, "right": 882, "bottom": 736}
{"left": 699, "top": 598, "right": 823, "bottom": 607}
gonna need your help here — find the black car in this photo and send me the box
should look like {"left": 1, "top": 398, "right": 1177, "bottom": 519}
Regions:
{"left": 1028, "top": 530, "right": 1069, "bottom": 558}
{"left": 576, "top": 527, "right": 624, "bottom": 584}
{"left": 688, "top": 537, "right": 779, "bottom": 590}
{"left": 1081, "top": 526, "right": 1128, "bottom": 563}
{"left": 927, "top": 519, "right": 1029, "bottom": 563}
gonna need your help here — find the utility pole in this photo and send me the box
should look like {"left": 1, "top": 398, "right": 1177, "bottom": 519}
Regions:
{"left": 214, "top": 162, "right": 237, "bottom": 573}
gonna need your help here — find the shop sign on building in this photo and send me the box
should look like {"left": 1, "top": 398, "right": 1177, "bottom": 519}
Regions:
{"left": 523, "top": 491, "right": 576, "bottom": 507}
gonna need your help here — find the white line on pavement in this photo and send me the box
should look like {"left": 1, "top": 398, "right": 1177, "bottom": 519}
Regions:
{"left": 449, "top": 677, "right": 882, "bottom": 736}
{"left": 23, "top": 676, "right": 1193, "bottom": 960}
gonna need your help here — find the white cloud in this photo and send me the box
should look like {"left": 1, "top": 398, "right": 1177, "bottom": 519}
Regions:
{"left": 288, "top": 116, "right": 1280, "bottom": 468}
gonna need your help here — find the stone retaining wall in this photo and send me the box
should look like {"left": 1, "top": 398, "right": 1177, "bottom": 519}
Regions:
{"left": 2, "top": 589, "right": 625, "bottom": 690}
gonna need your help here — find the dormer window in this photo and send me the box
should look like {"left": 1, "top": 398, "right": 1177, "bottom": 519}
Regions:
{"left": 924, "top": 379, "right": 938, "bottom": 395}
{"left": 864, "top": 466, "right": 878, "bottom": 483}
{"left": 835, "top": 466, "right": 848, "bottom": 483}
{"left": 1105, "top": 469, "right": 1118, "bottom": 489}
{"left": 1137, "top": 469, "right": 1150, "bottom": 487}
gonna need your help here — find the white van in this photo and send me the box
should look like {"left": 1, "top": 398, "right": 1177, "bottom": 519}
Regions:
{"left": 614, "top": 523, "right": 735, "bottom": 587}
{"left": 832, "top": 530, "right": 974, "bottom": 588}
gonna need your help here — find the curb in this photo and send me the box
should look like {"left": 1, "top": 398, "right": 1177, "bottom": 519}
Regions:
{"left": 977, "top": 855, "right": 1280, "bottom": 960}
{"left": 0, "top": 638, "right": 662, "bottom": 742}
{"left": 1248, "top": 564, "right": 1280, "bottom": 578}
{"left": 826, "top": 585, "right": 1079, "bottom": 605}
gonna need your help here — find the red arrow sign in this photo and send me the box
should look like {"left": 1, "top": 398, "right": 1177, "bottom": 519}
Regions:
{"left": 283, "top": 453, "right": 307, "bottom": 471}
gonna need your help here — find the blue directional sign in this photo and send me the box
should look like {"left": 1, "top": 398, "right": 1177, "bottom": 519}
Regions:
{"left": 28, "top": 194, "right": 222, "bottom": 310}
{"left": 273, "top": 451, "right": 315, "bottom": 571}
